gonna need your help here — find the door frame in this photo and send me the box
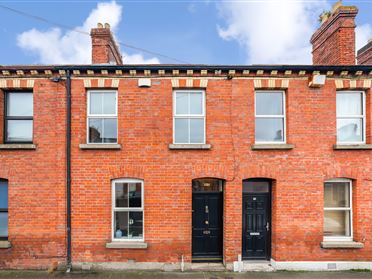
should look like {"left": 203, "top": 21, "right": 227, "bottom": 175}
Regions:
{"left": 191, "top": 178, "right": 224, "bottom": 262}
{"left": 242, "top": 179, "right": 272, "bottom": 260}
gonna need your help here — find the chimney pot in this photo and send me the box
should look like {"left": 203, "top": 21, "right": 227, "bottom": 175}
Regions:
{"left": 97, "top": 23, "right": 103, "bottom": 28}
{"left": 104, "top": 23, "right": 111, "bottom": 29}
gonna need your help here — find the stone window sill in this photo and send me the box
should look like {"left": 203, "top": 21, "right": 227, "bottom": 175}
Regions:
{"left": 79, "top": 144, "right": 122, "bottom": 150}
{"left": 106, "top": 242, "right": 148, "bottom": 249}
{"left": 333, "top": 144, "right": 372, "bottom": 150}
{"left": 0, "top": 241, "right": 11, "bottom": 249}
{"left": 251, "top": 144, "right": 294, "bottom": 150}
{"left": 0, "top": 144, "right": 37, "bottom": 150}
{"left": 321, "top": 241, "right": 364, "bottom": 249}
{"left": 168, "top": 144, "right": 211, "bottom": 150}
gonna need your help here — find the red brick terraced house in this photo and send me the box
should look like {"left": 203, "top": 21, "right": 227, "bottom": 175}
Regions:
{"left": 0, "top": 3, "right": 371, "bottom": 272}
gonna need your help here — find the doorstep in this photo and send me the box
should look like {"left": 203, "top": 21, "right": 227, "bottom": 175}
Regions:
{"left": 190, "top": 262, "right": 226, "bottom": 271}
{"left": 243, "top": 261, "right": 274, "bottom": 272}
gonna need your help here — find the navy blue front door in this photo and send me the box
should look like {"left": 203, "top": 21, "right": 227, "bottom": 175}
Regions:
{"left": 192, "top": 192, "right": 223, "bottom": 261}
{"left": 242, "top": 193, "right": 271, "bottom": 259}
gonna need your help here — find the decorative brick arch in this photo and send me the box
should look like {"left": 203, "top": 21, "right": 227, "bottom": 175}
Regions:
{"left": 191, "top": 164, "right": 232, "bottom": 181}
{"left": 240, "top": 165, "right": 278, "bottom": 181}
{"left": 109, "top": 165, "right": 145, "bottom": 181}
{"left": 0, "top": 167, "right": 13, "bottom": 180}
{"left": 322, "top": 165, "right": 359, "bottom": 181}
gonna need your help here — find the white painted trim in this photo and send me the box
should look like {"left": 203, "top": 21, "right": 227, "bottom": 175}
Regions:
{"left": 111, "top": 178, "right": 145, "bottom": 242}
{"left": 173, "top": 90, "right": 206, "bottom": 144}
{"left": 324, "top": 178, "right": 353, "bottom": 241}
{"left": 87, "top": 90, "right": 118, "bottom": 144}
{"left": 336, "top": 91, "right": 366, "bottom": 145}
{"left": 254, "top": 90, "right": 286, "bottom": 144}
{"left": 271, "top": 259, "right": 372, "bottom": 271}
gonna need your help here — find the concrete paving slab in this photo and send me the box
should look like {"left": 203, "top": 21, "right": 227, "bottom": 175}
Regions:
{"left": 0, "top": 270, "right": 371, "bottom": 279}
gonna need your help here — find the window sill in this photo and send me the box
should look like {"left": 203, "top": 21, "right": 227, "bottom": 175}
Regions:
{"left": 321, "top": 241, "right": 364, "bottom": 249}
{"left": 333, "top": 144, "right": 372, "bottom": 150}
{"left": 79, "top": 144, "right": 122, "bottom": 150}
{"left": 0, "top": 241, "right": 11, "bottom": 249}
{"left": 168, "top": 144, "right": 211, "bottom": 150}
{"left": 0, "top": 144, "right": 36, "bottom": 150}
{"left": 106, "top": 242, "right": 148, "bottom": 249}
{"left": 251, "top": 144, "right": 294, "bottom": 150}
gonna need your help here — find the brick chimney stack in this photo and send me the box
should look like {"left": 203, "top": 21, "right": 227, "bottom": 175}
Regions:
{"left": 357, "top": 39, "right": 372, "bottom": 65}
{"left": 91, "top": 23, "right": 123, "bottom": 65}
{"left": 310, "top": 1, "right": 358, "bottom": 65}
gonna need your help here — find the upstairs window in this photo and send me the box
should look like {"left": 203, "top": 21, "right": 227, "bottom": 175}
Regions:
{"left": 112, "top": 179, "right": 144, "bottom": 241}
{"left": 336, "top": 91, "right": 365, "bottom": 144}
{"left": 324, "top": 179, "right": 352, "bottom": 241}
{"left": 87, "top": 90, "right": 117, "bottom": 144}
{"left": 0, "top": 179, "right": 8, "bottom": 240}
{"left": 255, "top": 91, "right": 285, "bottom": 143}
{"left": 5, "top": 92, "right": 33, "bottom": 143}
{"left": 173, "top": 90, "right": 205, "bottom": 144}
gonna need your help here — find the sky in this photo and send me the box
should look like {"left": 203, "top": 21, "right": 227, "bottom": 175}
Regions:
{"left": 0, "top": 0, "right": 371, "bottom": 65}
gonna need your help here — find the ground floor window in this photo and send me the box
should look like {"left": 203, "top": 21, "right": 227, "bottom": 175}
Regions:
{"left": 0, "top": 179, "right": 8, "bottom": 240}
{"left": 112, "top": 179, "right": 144, "bottom": 241}
{"left": 324, "top": 178, "right": 352, "bottom": 241}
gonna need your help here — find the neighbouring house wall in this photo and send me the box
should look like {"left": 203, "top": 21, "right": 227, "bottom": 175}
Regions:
{"left": 0, "top": 78, "right": 66, "bottom": 269}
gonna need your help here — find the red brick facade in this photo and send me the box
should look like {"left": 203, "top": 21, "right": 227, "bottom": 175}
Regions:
{"left": 0, "top": 68, "right": 371, "bottom": 270}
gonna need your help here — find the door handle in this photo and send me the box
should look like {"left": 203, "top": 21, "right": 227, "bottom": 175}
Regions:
{"left": 266, "top": 222, "right": 270, "bottom": 231}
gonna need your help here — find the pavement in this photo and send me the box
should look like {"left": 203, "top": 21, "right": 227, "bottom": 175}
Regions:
{"left": 0, "top": 270, "right": 371, "bottom": 279}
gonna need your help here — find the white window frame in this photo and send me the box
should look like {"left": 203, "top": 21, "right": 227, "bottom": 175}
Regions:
{"left": 323, "top": 178, "right": 353, "bottom": 242}
{"left": 111, "top": 178, "right": 144, "bottom": 242}
{"left": 254, "top": 90, "right": 286, "bottom": 144}
{"left": 87, "top": 90, "right": 118, "bottom": 144}
{"left": 336, "top": 91, "right": 366, "bottom": 145}
{"left": 173, "top": 90, "right": 206, "bottom": 144}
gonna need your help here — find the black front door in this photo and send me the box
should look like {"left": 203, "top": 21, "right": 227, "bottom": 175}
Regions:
{"left": 192, "top": 192, "right": 223, "bottom": 261}
{"left": 242, "top": 193, "right": 271, "bottom": 259}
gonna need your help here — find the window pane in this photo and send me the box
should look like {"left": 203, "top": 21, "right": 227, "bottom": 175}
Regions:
{"left": 337, "top": 93, "right": 362, "bottom": 116}
{"left": 103, "top": 93, "right": 116, "bottom": 114}
{"left": 0, "top": 213, "right": 8, "bottom": 237}
{"left": 0, "top": 181, "right": 8, "bottom": 208}
{"left": 176, "top": 92, "right": 189, "bottom": 114}
{"left": 90, "top": 92, "right": 116, "bottom": 115}
{"left": 114, "top": 211, "right": 128, "bottom": 239}
{"left": 324, "top": 210, "right": 350, "bottom": 237}
{"left": 190, "top": 118, "right": 204, "bottom": 143}
{"left": 337, "top": 118, "right": 363, "bottom": 142}
{"left": 190, "top": 92, "right": 203, "bottom": 114}
{"left": 256, "top": 92, "right": 283, "bottom": 115}
{"left": 129, "top": 183, "right": 142, "bottom": 208}
{"left": 6, "top": 120, "right": 33, "bottom": 142}
{"left": 115, "top": 183, "right": 128, "bottom": 208}
{"left": 192, "top": 179, "right": 223, "bottom": 192}
{"left": 103, "top": 119, "right": 117, "bottom": 143}
{"left": 129, "top": 211, "right": 143, "bottom": 239}
{"left": 7, "top": 93, "right": 33, "bottom": 116}
{"left": 89, "top": 92, "right": 102, "bottom": 114}
{"left": 88, "top": 118, "right": 103, "bottom": 143}
{"left": 324, "top": 182, "right": 350, "bottom": 207}
{"left": 243, "top": 180, "right": 270, "bottom": 193}
{"left": 174, "top": 118, "right": 189, "bottom": 143}
{"left": 255, "top": 118, "right": 284, "bottom": 142}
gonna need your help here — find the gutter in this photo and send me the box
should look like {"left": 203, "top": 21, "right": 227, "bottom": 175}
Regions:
{"left": 66, "top": 70, "right": 72, "bottom": 272}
